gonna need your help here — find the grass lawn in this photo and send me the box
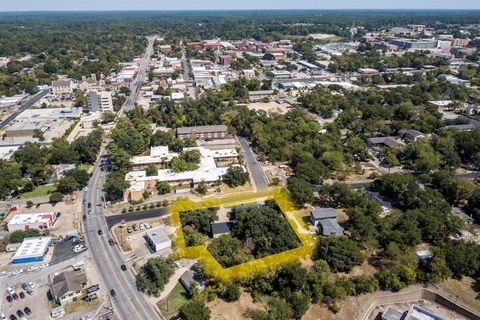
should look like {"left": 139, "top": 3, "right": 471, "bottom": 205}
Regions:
{"left": 19, "top": 184, "right": 56, "bottom": 199}
{"left": 78, "top": 164, "right": 93, "bottom": 172}
{"left": 63, "top": 297, "right": 100, "bottom": 314}
{"left": 157, "top": 283, "right": 189, "bottom": 315}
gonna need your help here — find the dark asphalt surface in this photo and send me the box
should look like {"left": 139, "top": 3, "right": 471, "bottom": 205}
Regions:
{"left": 105, "top": 207, "right": 169, "bottom": 229}
{"left": 51, "top": 239, "right": 86, "bottom": 265}
{"left": 0, "top": 90, "right": 49, "bottom": 129}
{"left": 237, "top": 136, "right": 269, "bottom": 190}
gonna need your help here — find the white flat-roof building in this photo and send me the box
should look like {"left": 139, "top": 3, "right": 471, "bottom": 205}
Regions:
{"left": 87, "top": 91, "right": 114, "bottom": 112}
{"left": 131, "top": 146, "right": 179, "bottom": 170}
{"left": 7, "top": 212, "right": 57, "bottom": 232}
{"left": 11, "top": 236, "right": 52, "bottom": 264}
{"left": 145, "top": 227, "right": 171, "bottom": 252}
{"left": 124, "top": 146, "right": 240, "bottom": 201}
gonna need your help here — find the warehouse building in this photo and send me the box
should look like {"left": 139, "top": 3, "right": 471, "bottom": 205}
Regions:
{"left": 7, "top": 212, "right": 57, "bottom": 232}
{"left": 11, "top": 236, "right": 52, "bottom": 264}
{"left": 145, "top": 227, "right": 171, "bottom": 252}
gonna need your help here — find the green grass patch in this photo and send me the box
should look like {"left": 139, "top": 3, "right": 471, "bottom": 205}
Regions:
{"left": 157, "top": 283, "right": 189, "bottom": 314}
{"left": 19, "top": 184, "right": 56, "bottom": 199}
{"left": 78, "top": 164, "right": 93, "bottom": 172}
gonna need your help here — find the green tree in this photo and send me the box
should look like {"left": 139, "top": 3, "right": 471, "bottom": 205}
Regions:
{"left": 146, "top": 165, "right": 158, "bottom": 176}
{"left": 49, "top": 191, "right": 63, "bottom": 203}
{"left": 316, "top": 237, "right": 364, "bottom": 273}
{"left": 179, "top": 300, "right": 210, "bottom": 320}
{"left": 223, "top": 166, "right": 249, "bottom": 188}
{"left": 9, "top": 229, "right": 42, "bottom": 243}
{"left": 57, "top": 176, "right": 79, "bottom": 194}
{"left": 156, "top": 181, "right": 171, "bottom": 195}
{"left": 221, "top": 283, "right": 241, "bottom": 302}
{"left": 208, "top": 235, "right": 251, "bottom": 267}
{"left": 105, "top": 172, "right": 130, "bottom": 202}
{"left": 136, "top": 257, "right": 175, "bottom": 296}
{"left": 197, "top": 181, "right": 208, "bottom": 195}
{"left": 287, "top": 177, "right": 314, "bottom": 208}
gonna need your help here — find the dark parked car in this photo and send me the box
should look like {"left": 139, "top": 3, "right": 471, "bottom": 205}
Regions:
{"left": 21, "top": 283, "right": 29, "bottom": 291}
{"left": 9, "top": 315, "right": 16, "bottom": 320}
{"left": 108, "top": 239, "right": 114, "bottom": 246}
{"left": 18, "top": 292, "right": 25, "bottom": 299}
{"left": 120, "top": 264, "right": 127, "bottom": 271}
{"left": 15, "top": 310, "right": 23, "bottom": 318}
{"left": 82, "top": 215, "right": 87, "bottom": 221}
{"left": 87, "top": 203, "right": 92, "bottom": 208}
{"left": 110, "top": 289, "right": 116, "bottom": 297}
{"left": 11, "top": 293, "right": 18, "bottom": 300}
{"left": 97, "top": 229, "right": 103, "bottom": 236}
{"left": 6, "top": 295, "right": 12, "bottom": 303}
{"left": 23, "top": 307, "right": 31, "bottom": 315}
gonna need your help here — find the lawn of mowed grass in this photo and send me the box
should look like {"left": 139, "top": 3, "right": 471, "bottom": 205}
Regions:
{"left": 19, "top": 184, "right": 56, "bottom": 199}
{"left": 157, "top": 283, "right": 189, "bottom": 315}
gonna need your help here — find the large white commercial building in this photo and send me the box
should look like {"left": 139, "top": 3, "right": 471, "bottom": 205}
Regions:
{"left": 124, "top": 146, "right": 240, "bottom": 202}
{"left": 7, "top": 212, "right": 57, "bottom": 232}
{"left": 11, "top": 236, "right": 52, "bottom": 264}
{"left": 87, "top": 90, "right": 114, "bottom": 112}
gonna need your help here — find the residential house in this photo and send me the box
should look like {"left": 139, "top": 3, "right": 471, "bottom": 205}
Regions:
{"left": 309, "top": 208, "right": 344, "bottom": 236}
{"left": 403, "top": 129, "right": 425, "bottom": 142}
{"left": 50, "top": 271, "right": 88, "bottom": 305}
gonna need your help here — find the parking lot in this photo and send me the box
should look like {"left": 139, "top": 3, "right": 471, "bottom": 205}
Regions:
{"left": 1, "top": 280, "right": 51, "bottom": 320}
{"left": 50, "top": 236, "right": 86, "bottom": 265}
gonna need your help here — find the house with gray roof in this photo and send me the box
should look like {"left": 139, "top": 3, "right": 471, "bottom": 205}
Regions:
{"left": 50, "top": 271, "right": 87, "bottom": 305}
{"left": 309, "top": 208, "right": 344, "bottom": 236}
{"left": 211, "top": 221, "right": 236, "bottom": 238}
{"left": 403, "top": 129, "right": 425, "bottom": 142}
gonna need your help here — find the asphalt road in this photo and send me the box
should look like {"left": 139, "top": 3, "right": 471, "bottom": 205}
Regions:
{"left": 237, "top": 136, "right": 269, "bottom": 190}
{"left": 105, "top": 207, "right": 169, "bottom": 229}
{"left": 83, "top": 152, "right": 160, "bottom": 320}
{"left": 0, "top": 90, "right": 48, "bottom": 129}
{"left": 124, "top": 37, "right": 155, "bottom": 113}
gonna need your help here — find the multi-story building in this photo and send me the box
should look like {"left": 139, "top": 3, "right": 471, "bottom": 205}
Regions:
{"left": 51, "top": 80, "right": 73, "bottom": 95}
{"left": 176, "top": 125, "right": 229, "bottom": 140}
{"left": 87, "top": 90, "right": 114, "bottom": 112}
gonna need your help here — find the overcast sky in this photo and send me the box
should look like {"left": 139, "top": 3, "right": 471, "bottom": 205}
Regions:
{"left": 1, "top": 0, "right": 479, "bottom": 11}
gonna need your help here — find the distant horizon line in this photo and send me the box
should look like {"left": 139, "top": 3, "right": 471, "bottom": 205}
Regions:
{"left": 1, "top": 8, "right": 480, "bottom": 13}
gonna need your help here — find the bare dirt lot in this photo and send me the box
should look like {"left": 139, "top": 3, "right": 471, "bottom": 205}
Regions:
{"left": 245, "top": 102, "right": 291, "bottom": 115}
{"left": 207, "top": 291, "right": 265, "bottom": 320}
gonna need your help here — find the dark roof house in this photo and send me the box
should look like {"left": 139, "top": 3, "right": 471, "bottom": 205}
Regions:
{"left": 211, "top": 221, "right": 236, "bottom": 238}
{"left": 50, "top": 271, "right": 87, "bottom": 305}
{"left": 403, "top": 129, "right": 425, "bottom": 142}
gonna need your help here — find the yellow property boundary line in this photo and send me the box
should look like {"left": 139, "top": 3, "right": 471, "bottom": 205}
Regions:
{"left": 170, "top": 188, "right": 316, "bottom": 282}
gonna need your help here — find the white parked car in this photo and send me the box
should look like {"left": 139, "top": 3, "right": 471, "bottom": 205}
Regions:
{"left": 144, "top": 223, "right": 151, "bottom": 229}
{"left": 1, "top": 313, "right": 6, "bottom": 320}
{"left": 11, "top": 268, "right": 23, "bottom": 275}
{"left": 0, "top": 271, "right": 10, "bottom": 278}
{"left": 39, "top": 263, "right": 49, "bottom": 269}
{"left": 139, "top": 223, "right": 145, "bottom": 230}
{"left": 27, "top": 266, "right": 38, "bottom": 272}
{"left": 28, "top": 281, "right": 35, "bottom": 288}
{"left": 7, "top": 287, "right": 15, "bottom": 295}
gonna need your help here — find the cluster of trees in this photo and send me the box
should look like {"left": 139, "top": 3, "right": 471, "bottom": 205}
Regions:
{"left": 242, "top": 261, "right": 378, "bottom": 318}
{"left": 136, "top": 257, "right": 175, "bottom": 296}
{"left": 180, "top": 208, "right": 218, "bottom": 246}
{"left": 0, "top": 15, "right": 145, "bottom": 97}
{"left": 208, "top": 201, "right": 299, "bottom": 267}
{"left": 329, "top": 48, "right": 448, "bottom": 73}
{"left": 171, "top": 150, "right": 202, "bottom": 173}
{"left": 222, "top": 167, "right": 249, "bottom": 188}
{"left": 0, "top": 129, "right": 102, "bottom": 200}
